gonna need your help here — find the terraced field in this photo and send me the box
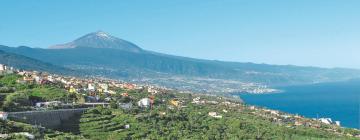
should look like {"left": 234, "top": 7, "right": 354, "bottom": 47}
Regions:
{"left": 79, "top": 112, "right": 124, "bottom": 139}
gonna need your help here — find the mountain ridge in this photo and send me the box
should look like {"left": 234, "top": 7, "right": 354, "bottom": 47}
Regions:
{"left": 49, "top": 31, "right": 143, "bottom": 52}
{"left": 0, "top": 49, "right": 78, "bottom": 75}
{"left": 1, "top": 45, "right": 359, "bottom": 86}
{"left": 1, "top": 31, "right": 360, "bottom": 92}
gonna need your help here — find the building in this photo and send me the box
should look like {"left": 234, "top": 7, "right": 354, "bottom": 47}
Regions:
{"left": 99, "top": 83, "right": 109, "bottom": 92}
{"left": 0, "top": 64, "right": 5, "bottom": 71}
{"left": 123, "top": 83, "right": 135, "bottom": 90}
{"left": 14, "top": 132, "right": 35, "bottom": 139}
{"left": 294, "top": 121, "right": 304, "bottom": 126}
{"left": 88, "top": 83, "right": 95, "bottom": 91}
{"left": 0, "top": 111, "right": 8, "bottom": 120}
{"left": 192, "top": 97, "right": 201, "bottom": 104}
{"left": 147, "top": 86, "right": 159, "bottom": 94}
{"left": 138, "top": 98, "right": 151, "bottom": 108}
{"left": 208, "top": 112, "right": 222, "bottom": 118}
{"left": 35, "top": 101, "right": 62, "bottom": 108}
{"left": 121, "top": 92, "right": 129, "bottom": 97}
{"left": 335, "top": 121, "right": 341, "bottom": 126}
{"left": 69, "top": 86, "right": 77, "bottom": 93}
{"left": 22, "top": 76, "right": 35, "bottom": 83}
{"left": 318, "top": 118, "right": 332, "bottom": 124}
{"left": 170, "top": 99, "right": 180, "bottom": 107}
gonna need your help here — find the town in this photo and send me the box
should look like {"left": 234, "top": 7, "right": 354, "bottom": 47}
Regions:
{"left": 0, "top": 63, "right": 359, "bottom": 139}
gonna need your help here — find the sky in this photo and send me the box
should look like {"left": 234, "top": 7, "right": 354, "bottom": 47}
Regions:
{"left": 1, "top": 0, "right": 359, "bottom": 69}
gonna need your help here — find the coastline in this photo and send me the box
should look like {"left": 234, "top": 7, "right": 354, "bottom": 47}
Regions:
{"left": 236, "top": 82, "right": 360, "bottom": 129}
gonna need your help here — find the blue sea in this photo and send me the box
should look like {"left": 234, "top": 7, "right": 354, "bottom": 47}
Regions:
{"left": 238, "top": 80, "right": 360, "bottom": 129}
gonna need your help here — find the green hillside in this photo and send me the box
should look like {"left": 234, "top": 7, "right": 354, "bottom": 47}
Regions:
{"left": 0, "top": 50, "right": 78, "bottom": 76}
{"left": 0, "top": 73, "right": 359, "bottom": 139}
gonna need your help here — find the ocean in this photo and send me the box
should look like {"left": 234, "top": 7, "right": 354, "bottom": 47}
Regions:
{"left": 238, "top": 80, "right": 360, "bottom": 129}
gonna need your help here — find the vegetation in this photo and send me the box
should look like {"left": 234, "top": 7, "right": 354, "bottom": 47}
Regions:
{"left": 2, "top": 91, "right": 32, "bottom": 111}
{"left": 0, "top": 74, "right": 73, "bottom": 111}
{"left": 63, "top": 90, "right": 358, "bottom": 140}
{"left": 0, "top": 120, "right": 85, "bottom": 140}
{"left": 28, "top": 87, "right": 68, "bottom": 102}
{"left": 0, "top": 73, "right": 359, "bottom": 139}
{"left": 73, "top": 105, "right": 358, "bottom": 140}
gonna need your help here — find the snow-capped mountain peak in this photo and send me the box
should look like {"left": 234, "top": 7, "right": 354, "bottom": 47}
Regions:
{"left": 49, "top": 31, "right": 142, "bottom": 52}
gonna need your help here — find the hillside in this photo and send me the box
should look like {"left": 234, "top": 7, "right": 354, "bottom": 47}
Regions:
{"left": 0, "top": 50, "right": 77, "bottom": 75}
{"left": 0, "top": 45, "right": 359, "bottom": 92}
{"left": 0, "top": 73, "right": 359, "bottom": 139}
{"left": 1, "top": 31, "right": 360, "bottom": 93}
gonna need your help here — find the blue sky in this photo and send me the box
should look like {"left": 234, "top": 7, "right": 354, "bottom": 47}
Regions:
{"left": 1, "top": 0, "right": 359, "bottom": 69}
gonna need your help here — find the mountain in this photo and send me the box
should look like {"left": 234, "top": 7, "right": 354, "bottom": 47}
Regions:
{"left": 49, "top": 31, "right": 142, "bottom": 52}
{"left": 1, "top": 31, "right": 360, "bottom": 93}
{"left": 0, "top": 49, "right": 77, "bottom": 75}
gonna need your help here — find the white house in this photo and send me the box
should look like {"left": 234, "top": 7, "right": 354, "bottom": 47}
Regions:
{"left": 14, "top": 132, "right": 35, "bottom": 139}
{"left": 88, "top": 83, "right": 95, "bottom": 91}
{"left": 0, "top": 64, "right": 5, "bottom": 71}
{"left": 318, "top": 118, "right": 332, "bottom": 124}
{"left": 35, "top": 101, "right": 62, "bottom": 108}
{"left": 138, "top": 98, "right": 151, "bottom": 108}
{"left": 99, "top": 83, "right": 109, "bottom": 92}
{"left": 208, "top": 112, "right": 222, "bottom": 118}
{"left": 47, "top": 76, "right": 54, "bottom": 82}
{"left": 335, "top": 121, "right": 341, "bottom": 126}
{"left": 0, "top": 112, "right": 8, "bottom": 120}
{"left": 192, "top": 97, "right": 201, "bottom": 104}
{"left": 147, "top": 86, "right": 159, "bottom": 94}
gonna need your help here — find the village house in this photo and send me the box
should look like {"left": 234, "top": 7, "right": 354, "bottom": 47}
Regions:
{"left": 35, "top": 101, "right": 62, "bottom": 108}
{"left": 14, "top": 132, "right": 35, "bottom": 139}
{"left": 147, "top": 86, "right": 159, "bottom": 94}
{"left": 88, "top": 83, "right": 95, "bottom": 91}
{"left": 249, "top": 106, "right": 256, "bottom": 110}
{"left": 99, "top": 83, "right": 109, "bottom": 92}
{"left": 208, "top": 112, "right": 222, "bottom": 118}
{"left": 0, "top": 64, "right": 6, "bottom": 71}
{"left": 192, "top": 97, "right": 206, "bottom": 104}
{"left": 317, "top": 118, "right": 341, "bottom": 126}
{"left": 294, "top": 121, "right": 304, "bottom": 126}
{"left": 270, "top": 110, "right": 279, "bottom": 116}
{"left": 138, "top": 98, "right": 152, "bottom": 108}
{"left": 22, "top": 76, "right": 35, "bottom": 83}
{"left": 0, "top": 111, "right": 8, "bottom": 120}
{"left": 121, "top": 92, "right": 129, "bottom": 97}
{"left": 169, "top": 99, "right": 180, "bottom": 107}
{"left": 83, "top": 102, "right": 110, "bottom": 107}
{"left": 47, "top": 75, "right": 54, "bottom": 82}
{"left": 69, "top": 86, "right": 77, "bottom": 93}
{"left": 192, "top": 97, "right": 201, "bottom": 104}
{"left": 159, "top": 111, "right": 166, "bottom": 116}
{"left": 122, "top": 83, "right": 136, "bottom": 90}
{"left": 206, "top": 100, "right": 219, "bottom": 105}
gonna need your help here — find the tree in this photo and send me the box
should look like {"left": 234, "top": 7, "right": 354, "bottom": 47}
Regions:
{"left": 3, "top": 92, "right": 31, "bottom": 111}
{"left": 110, "top": 100, "right": 118, "bottom": 109}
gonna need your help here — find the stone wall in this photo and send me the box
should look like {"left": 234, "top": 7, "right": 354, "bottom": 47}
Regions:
{"left": 7, "top": 108, "right": 88, "bottom": 129}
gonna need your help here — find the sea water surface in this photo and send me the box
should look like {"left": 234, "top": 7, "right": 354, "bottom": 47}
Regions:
{"left": 238, "top": 80, "right": 360, "bottom": 129}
